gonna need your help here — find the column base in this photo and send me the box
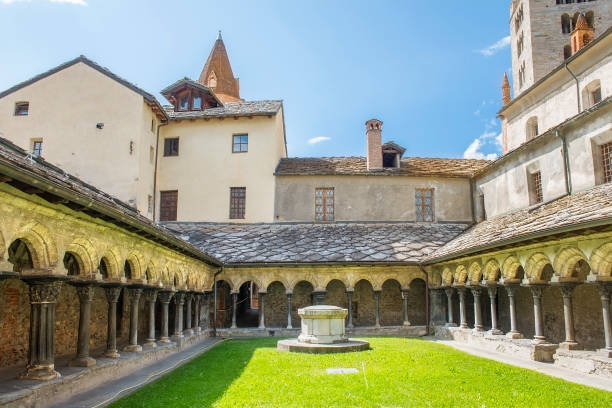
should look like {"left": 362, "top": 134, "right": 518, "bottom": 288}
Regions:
{"left": 597, "top": 348, "right": 612, "bottom": 358}
{"left": 472, "top": 326, "right": 484, "bottom": 333}
{"left": 258, "top": 325, "right": 266, "bottom": 329}
{"left": 158, "top": 337, "right": 172, "bottom": 344}
{"left": 559, "top": 341, "right": 583, "bottom": 350}
{"left": 347, "top": 324, "right": 354, "bottom": 329}
{"left": 19, "top": 365, "right": 61, "bottom": 381}
{"left": 183, "top": 329, "right": 193, "bottom": 336}
{"left": 375, "top": 324, "right": 381, "bottom": 329}
{"left": 445, "top": 322, "right": 457, "bottom": 327}
{"left": 532, "top": 336, "right": 548, "bottom": 345}
{"left": 123, "top": 344, "right": 143, "bottom": 353}
{"left": 194, "top": 327, "right": 202, "bottom": 333}
{"left": 230, "top": 325, "right": 237, "bottom": 329}
{"left": 459, "top": 323, "right": 469, "bottom": 329}
{"left": 487, "top": 328, "right": 504, "bottom": 336}
{"left": 143, "top": 340, "right": 158, "bottom": 348}
{"left": 103, "top": 349, "right": 120, "bottom": 359}
{"left": 287, "top": 325, "right": 293, "bottom": 329}
{"left": 68, "top": 356, "right": 96, "bottom": 367}
{"left": 506, "top": 331, "right": 524, "bottom": 339}
{"left": 403, "top": 321, "right": 411, "bottom": 327}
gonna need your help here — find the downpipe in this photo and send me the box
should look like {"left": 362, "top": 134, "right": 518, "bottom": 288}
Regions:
{"left": 556, "top": 130, "right": 573, "bottom": 195}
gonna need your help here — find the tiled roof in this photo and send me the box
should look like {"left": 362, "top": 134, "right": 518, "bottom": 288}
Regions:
{"left": 429, "top": 183, "right": 612, "bottom": 262}
{"left": 275, "top": 157, "right": 490, "bottom": 178}
{"left": 163, "top": 100, "right": 282, "bottom": 120}
{"left": 164, "top": 222, "right": 469, "bottom": 264}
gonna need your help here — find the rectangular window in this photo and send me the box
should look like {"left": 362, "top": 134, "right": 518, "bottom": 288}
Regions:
{"left": 315, "top": 187, "right": 335, "bottom": 222}
{"left": 232, "top": 134, "right": 248, "bottom": 153}
{"left": 602, "top": 142, "right": 612, "bottom": 184}
{"left": 531, "top": 171, "right": 543, "bottom": 204}
{"left": 163, "top": 138, "right": 179, "bottom": 157}
{"left": 14, "top": 102, "right": 29, "bottom": 116}
{"left": 592, "top": 88, "right": 602, "bottom": 105}
{"left": 178, "top": 95, "right": 189, "bottom": 111}
{"left": 147, "top": 194, "right": 153, "bottom": 215}
{"left": 415, "top": 188, "right": 434, "bottom": 222}
{"left": 32, "top": 139, "right": 43, "bottom": 157}
{"left": 193, "top": 95, "right": 202, "bottom": 110}
{"left": 159, "top": 190, "right": 178, "bottom": 221}
{"left": 151, "top": 118, "right": 155, "bottom": 132}
{"left": 230, "top": 187, "right": 246, "bottom": 219}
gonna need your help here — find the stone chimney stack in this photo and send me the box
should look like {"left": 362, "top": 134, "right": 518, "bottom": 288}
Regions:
{"left": 502, "top": 73, "right": 511, "bottom": 106}
{"left": 365, "top": 119, "right": 383, "bottom": 171}
{"left": 571, "top": 13, "right": 594, "bottom": 55}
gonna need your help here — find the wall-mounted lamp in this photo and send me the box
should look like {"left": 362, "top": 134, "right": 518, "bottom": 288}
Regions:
{"left": 96, "top": 122, "right": 104, "bottom": 129}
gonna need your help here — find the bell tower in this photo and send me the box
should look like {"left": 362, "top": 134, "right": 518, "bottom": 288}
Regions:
{"left": 198, "top": 31, "right": 242, "bottom": 103}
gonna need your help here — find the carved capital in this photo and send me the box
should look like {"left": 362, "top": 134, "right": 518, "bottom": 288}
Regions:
{"left": 504, "top": 284, "right": 518, "bottom": 297}
{"left": 75, "top": 285, "right": 95, "bottom": 303}
{"left": 401, "top": 289, "right": 410, "bottom": 299}
{"left": 184, "top": 292, "right": 193, "bottom": 302}
{"left": 158, "top": 290, "right": 174, "bottom": 303}
{"left": 444, "top": 287, "right": 455, "bottom": 299}
{"left": 127, "top": 288, "right": 142, "bottom": 302}
{"left": 487, "top": 286, "right": 498, "bottom": 299}
{"left": 596, "top": 284, "right": 611, "bottom": 300}
{"left": 559, "top": 284, "right": 576, "bottom": 298}
{"left": 174, "top": 291, "right": 185, "bottom": 305}
{"left": 28, "top": 280, "right": 62, "bottom": 303}
{"left": 144, "top": 289, "right": 158, "bottom": 303}
{"left": 529, "top": 285, "right": 545, "bottom": 299}
{"left": 104, "top": 286, "right": 122, "bottom": 303}
{"left": 470, "top": 286, "right": 483, "bottom": 298}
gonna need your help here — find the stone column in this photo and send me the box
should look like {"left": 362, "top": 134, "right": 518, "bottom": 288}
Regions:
{"left": 374, "top": 290, "right": 381, "bottom": 328}
{"left": 558, "top": 284, "right": 581, "bottom": 350}
{"left": 313, "top": 290, "right": 326, "bottom": 306}
{"left": 401, "top": 289, "right": 411, "bottom": 326}
{"left": 193, "top": 294, "right": 201, "bottom": 333}
{"left": 231, "top": 292, "right": 238, "bottom": 329}
{"left": 429, "top": 289, "right": 445, "bottom": 326}
{"left": 286, "top": 293, "right": 293, "bottom": 329}
{"left": 69, "top": 284, "right": 96, "bottom": 366}
{"left": 471, "top": 286, "right": 484, "bottom": 332}
{"left": 456, "top": 287, "right": 468, "bottom": 329}
{"left": 124, "top": 288, "right": 143, "bottom": 352}
{"left": 504, "top": 285, "right": 523, "bottom": 339}
{"left": 596, "top": 284, "right": 612, "bottom": 356}
{"left": 201, "top": 292, "right": 210, "bottom": 331}
{"left": 20, "top": 279, "right": 63, "bottom": 381}
{"left": 103, "top": 286, "right": 122, "bottom": 358}
{"left": 530, "top": 285, "right": 547, "bottom": 344}
{"left": 158, "top": 290, "right": 173, "bottom": 343}
{"left": 143, "top": 289, "right": 158, "bottom": 348}
{"left": 172, "top": 291, "right": 185, "bottom": 340}
{"left": 486, "top": 286, "right": 503, "bottom": 335}
{"left": 183, "top": 292, "right": 193, "bottom": 336}
{"left": 259, "top": 292, "right": 266, "bottom": 329}
{"left": 346, "top": 290, "right": 354, "bottom": 328}
{"left": 444, "top": 287, "right": 456, "bottom": 326}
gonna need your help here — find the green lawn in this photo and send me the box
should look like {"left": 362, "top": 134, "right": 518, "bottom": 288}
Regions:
{"left": 110, "top": 337, "right": 612, "bottom": 408}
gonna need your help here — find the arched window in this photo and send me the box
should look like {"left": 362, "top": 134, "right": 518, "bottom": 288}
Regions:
{"left": 561, "top": 14, "right": 571, "bottom": 34}
{"left": 582, "top": 79, "right": 602, "bottom": 109}
{"left": 526, "top": 116, "right": 539, "bottom": 141}
{"left": 7, "top": 239, "right": 33, "bottom": 272}
{"left": 563, "top": 45, "right": 572, "bottom": 59}
{"left": 145, "top": 268, "right": 150, "bottom": 281}
{"left": 208, "top": 72, "right": 217, "bottom": 88}
{"left": 124, "top": 260, "right": 132, "bottom": 280}
{"left": 99, "top": 258, "right": 109, "bottom": 280}
{"left": 585, "top": 11, "right": 594, "bottom": 28}
{"left": 63, "top": 253, "right": 80, "bottom": 276}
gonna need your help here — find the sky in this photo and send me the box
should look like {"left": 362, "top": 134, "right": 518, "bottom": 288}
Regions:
{"left": 0, "top": 0, "right": 513, "bottom": 160}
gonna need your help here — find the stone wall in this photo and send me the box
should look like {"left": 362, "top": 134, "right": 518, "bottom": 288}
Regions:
{"left": 573, "top": 284, "right": 604, "bottom": 350}
{"left": 380, "top": 280, "right": 402, "bottom": 326}
{"left": 0, "top": 279, "right": 29, "bottom": 368}
{"left": 265, "top": 281, "right": 287, "bottom": 328}
{"left": 291, "top": 281, "right": 314, "bottom": 326}
{"left": 353, "top": 280, "right": 375, "bottom": 326}
{"left": 543, "top": 286, "right": 565, "bottom": 344}
{"left": 408, "top": 279, "right": 426, "bottom": 326}
{"left": 515, "top": 286, "right": 535, "bottom": 339}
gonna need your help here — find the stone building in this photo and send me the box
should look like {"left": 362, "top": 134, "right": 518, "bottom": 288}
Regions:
{"left": 0, "top": 2, "right": 611, "bottom": 405}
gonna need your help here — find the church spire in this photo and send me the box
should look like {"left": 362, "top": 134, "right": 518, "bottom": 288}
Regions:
{"left": 198, "top": 32, "right": 242, "bottom": 103}
{"left": 502, "top": 72, "right": 511, "bottom": 106}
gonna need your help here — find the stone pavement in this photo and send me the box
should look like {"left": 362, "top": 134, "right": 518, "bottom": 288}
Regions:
{"left": 426, "top": 336, "right": 612, "bottom": 392}
{"left": 49, "top": 337, "right": 226, "bottom": 408}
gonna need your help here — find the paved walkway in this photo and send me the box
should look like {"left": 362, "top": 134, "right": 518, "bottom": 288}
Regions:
{"left": 426, "top": 336, "right": 612, "bottom": 392}
{"left": 50, "top": 337, "right": 226, "bottom": 408}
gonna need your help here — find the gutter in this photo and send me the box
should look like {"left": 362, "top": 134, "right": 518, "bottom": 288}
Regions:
{"left": 556, "top": 130, "right": 573, "bottom": 195}
{"left": 565, "top": 62, "right": 581, "bottom": 113}
{"left": 469, "top": 177, "right": 476, "bottom": 224}
{"left": 212, "top": 266, "right": 224, "bottom": 337}
{"left": 222, "top": 260, "right": 423, "bottom": 268}
{"left": 152, "top": 120, "right": 169, "bottom": 222}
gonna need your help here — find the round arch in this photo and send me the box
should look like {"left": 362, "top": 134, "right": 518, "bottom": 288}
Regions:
{"left": 441, "top": 266, "right": 453, "bottom": 286}
{"left": 454, "top": 265, "right": 468, "bottom": 285}
{"left": 553, "top": 247, "right": 589, "bottom": 280}
{"left": 100, "top": 246, "right": 121, "bottom": 279}
{"left": 589, "top": 242, "right": 612, "bottom": 277}
{"left": 483, "top": 259, "right": 501, "bottom": 283}
{"left": 125, "top": 251, "right": 145, "bottom": 279}
{"left": 468, "top": 262, "right": 482, "bottom": 285}
{"left": 12, "top": 222, "right": 58, "bottom": 270}
{"left": 65, "top": 237, "right": 98, "bottom": 276}
{"left": 525, "top": 252, "right": 552, "bottom": 282}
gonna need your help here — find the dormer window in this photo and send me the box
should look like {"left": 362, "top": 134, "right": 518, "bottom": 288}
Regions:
{"left": 179, "top": 95, "right": 189, "bottom": 111}
{"left": 383, "top": 152, "right": 399, "bottom": 168}
{"left": 193, "top": 95, "right": 202, "bottom": 110}
{"left": 381, "top": 141, "right": 405, "bottom": 169}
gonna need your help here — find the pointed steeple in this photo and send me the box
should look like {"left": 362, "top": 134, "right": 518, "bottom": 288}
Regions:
{"left": 198, "top": 32, "right": 242, "bottom": 102}
{"left": 502, "top": 72, "right": 511, "bottom": 106}
{"left": 571, "top": 13, "right": 594, "bottom": 55}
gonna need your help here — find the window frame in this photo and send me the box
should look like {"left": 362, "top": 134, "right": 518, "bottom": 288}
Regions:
{"left": 315, "top": 187, "right": 335, "bottom": 222}
{"left": 529, "top": 171, "right": 544, "bottom": 205}
{"left": 14, "top": 102, "right": 29, "bottom": 116}
{"left": 163, "top": 137, "right": 180, "bottom": 157}
{"left": 159, "top": 190, "right": 178, "bottom": 222}
{"left": 229, "top": 187, "right": 246, "bottom": 219}
{"left": 31, "top": 139, "right": 43, "bottom": 157}
{"left": 232, "top": 134, "right": 249, "bottom": 153}
{"left": 601, "top": 142, "right": 612, "bottom": 184}
{"left": 415, "top": 188, "right": 434, "bottom": 222}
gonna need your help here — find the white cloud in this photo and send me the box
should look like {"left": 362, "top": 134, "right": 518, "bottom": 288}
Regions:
{"left": 307, "top": 136, "right": 331, "bottom": 145}
{"left": 478, "top": 36, "right": 511, "bottom": 57}
{"left": 2, "top": 0, "right": 87, "bottom": 4}
{"left": 463, "top": 129, "right": 500, "bottom": 161}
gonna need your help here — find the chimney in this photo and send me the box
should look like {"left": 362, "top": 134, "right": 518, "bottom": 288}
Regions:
{"left": 365, "top": 119, "right": 383, "bottom": 170}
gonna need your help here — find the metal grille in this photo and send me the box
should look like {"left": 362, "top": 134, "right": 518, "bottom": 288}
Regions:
{"left": 415, "top": 188, "right": 434, "bottom": 222}
{"left": 159, "top": 190, "right": 178, "bottom": 221}
{"left": 532, "top": 171, "right": 543, "bottom": 204}
{"left": 230, "top": 187, "right": 246, "bottom": 219}
{"left": 315, "top": 188, "right": 334, "bottom": 221}
{"left": 32, "top": 140, "right": 42, "bottom": 157}
{"left": 602, "top": 142, "right": 612, "bottom": 184}
{"left": 232, "top": 134, "right": 248, "bottom": 153}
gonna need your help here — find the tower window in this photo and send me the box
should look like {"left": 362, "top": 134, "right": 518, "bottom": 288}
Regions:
{"left": 415, "top": 188, "right": 434, "bottom": 222}
{"left": 14, "top": 102, "right": 29, "bottom": 116}
{"left": 315, "top": 187, "right": 334, "bottom": 222}
{"left": 163, "top": 137, "right": 179, "bottom": 157}
{"left": 582, "top": 80, "right": 602, "bottom": 109}
{"left": 517, "top": 33, "right": 524, "bottom": 57}
{"left": 561, "top": 14, "right": 571, "bottom": 34}
{"left": 232, "top": 134, "right": 248, "bottom": 153}
{"left": 159, "top": 190, "right": 178, "bottom": 221}
{"left": 526, "top": 116, "right": 539, "bottom": 141}
{"left": 529, "top": 171, "right": 543, "bottom": 205}
{"left": 230, "top": 187, "right": 246, "bottom": 219}
{"left": 518, "top": 62, "right": 526, "bottom": 89}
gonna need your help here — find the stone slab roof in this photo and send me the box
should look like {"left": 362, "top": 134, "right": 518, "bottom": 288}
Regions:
{"left": 275, "top": 157, "right": 490, "bottom": 178}
{"left": 164, "top": 222, "right": 469, "bottom": 265}
{"left": 163, "top": 100, "right": 282, "bottom": 120}
{"left": 429, "top": 183, "right": 612, "bottom": 262}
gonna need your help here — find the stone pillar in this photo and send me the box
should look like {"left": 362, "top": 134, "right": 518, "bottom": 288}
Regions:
{"left": 374, "top": 290, "right": 381, "bottom": 328}
{"left": 172, "top": 291, "right": 185, "bottom": 340}
{"left": 124, "top": 288, "right": 143, "bottom": 352}
{"left": 486, "top": 286, "right": 503, "bottom": 335}
{"left": 444, "top": 287, "right": 456, "bottom": 326}
{"left": 471, "top": 286, "right": 484, "bottom": 332}
{"left": 103, "top": 286, "right": 122, "bottom": 358}
{"left": 313, "top": 290, "right": 326, "bottom": 306}
{"left": 193, "top": 294, "right": 201, "bottom": 333}
{"left": 143, "top": 289, "right": 158, "bottom": 348}
{"left": 158, "top": 290, "right": 173, "bottom": 343}
{"left": 504, "top": 284, "right": 523, "bottom": 339}
{"left": 286, "top": 293, "right": 293, "bottom": 329}
{"left": 69, "top": 284, "right": 96, "bottom": 366}
{"left": 429, "top": 289, "right": 445, "bottom": 326}
{"left": 456, "top": 287, "right": 468, "bottom": 329}
{"left": 596, "top": 284, "right": 612, "bottom": 356}
{"left": 346, "top": 290, "right": 354, "bottom": 328}
{"left": 183, "top": 292, "right": 193, "bottom": 336}
{"left": 530, "top": 285, "right": 547, "bottom": 344}
{"left": 20, "top": 279, "right": 63, "bottom": 381}
{"left": 231, "top": 292, "right": 238, "bottom": 329}
{"left": 259, "top": 292, "right": 266, "bottom": 329}
{"left": 201, "top": 292, "right": 210, "bottom": 331}
{"left": 401, "top": 289, "right": 411, "bottom": 326}
{"left": 558, "top": 284, "right": 582, "bottom": 350}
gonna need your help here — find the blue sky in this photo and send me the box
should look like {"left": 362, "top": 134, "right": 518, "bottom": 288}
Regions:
{"left": 0, "top": 0, "right": 512, "bottom": 160}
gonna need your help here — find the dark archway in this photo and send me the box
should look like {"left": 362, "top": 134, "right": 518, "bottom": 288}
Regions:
{"left": 7, "top": 239, "right": 33, "bottom": 273}
{"left": 408, "top": 279, "right": 427, "bottom": 326}
{"left": 354, "top": 279, "right": 375, "bottom": 327}
{"left": 265, "top": 281, "right": 287, "bottom": 328}
{"left": 381, "top": 279, "right": 402, "bottom": 326}
{"left": 292, "top": 281, "right": 314, "bottom": 327}
{"left": 237, "top": 281, "right": 258, "bottom": 328}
